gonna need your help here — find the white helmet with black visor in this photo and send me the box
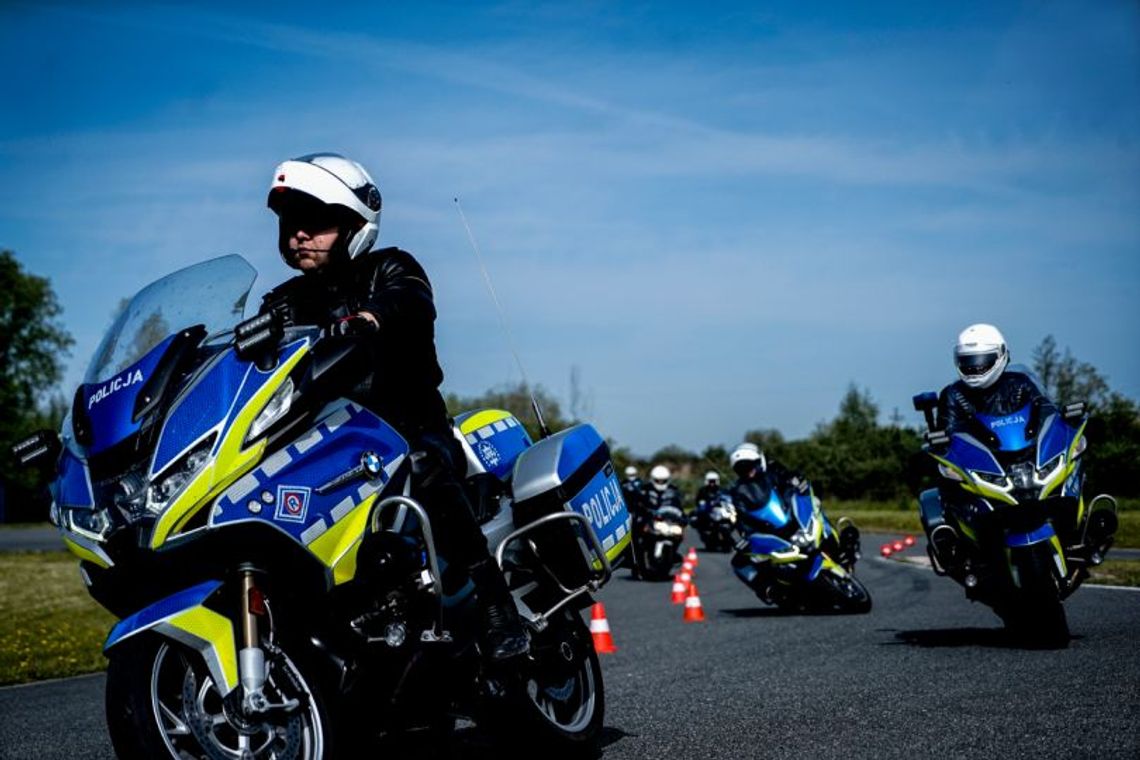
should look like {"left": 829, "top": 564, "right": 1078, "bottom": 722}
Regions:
{"left": 954, "top": 323, "right": 1009, "bottom": 389}
{"left": 267, "top": 153, "right": 382, "bottom": 264}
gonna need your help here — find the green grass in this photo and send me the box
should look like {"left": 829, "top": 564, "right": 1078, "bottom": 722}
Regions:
{"left": 829, "top": 500, "right": 1140, "bottom": 548}
{"left": 1087, "top": 559, "right": 1140, "bottom": 588}
{"left": 0, "top": 551, "right": 115, "bottom": 685}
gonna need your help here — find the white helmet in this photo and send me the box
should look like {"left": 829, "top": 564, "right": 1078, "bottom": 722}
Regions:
{"left": 649, "top": 465, "right": 671, "bottom": 491}
{"left": 623, "top": 465, "right": 638, "bottom": 479}
{"left": 730, "top": 442, "right": 766, "bottom": 474}
{"left": 267, "top": 153, "right": 382, "bottom": 262}
{"left": 705, "top": 471, "right": 720, "bottom": 484}
{"left": 955, "top": 323, "right": 1009, "bottom": 389}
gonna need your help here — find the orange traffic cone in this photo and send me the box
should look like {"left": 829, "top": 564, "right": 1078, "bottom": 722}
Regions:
{"left": 671, "top": 575, "right": 688, "bottom": 604}
{"left": 686, "top": 547, "right": 699, "bottom": 567}
{"left": 679, "top": 569, "right": 692, "bottom": 585}
{"left": 683, "top": 584, "right": 706, "bottom": 623}
{"left": 590, "top": 603, "right": 617, "bottom": 653}
{"left": 682, "top": 559, "right": 694, "bottom": 575}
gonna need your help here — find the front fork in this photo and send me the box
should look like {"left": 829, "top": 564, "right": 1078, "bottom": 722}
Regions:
{"left": 236, "top": 565, "right": 298, "bottom": 715}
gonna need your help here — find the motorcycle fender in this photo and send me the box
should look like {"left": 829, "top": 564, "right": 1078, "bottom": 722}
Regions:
{"left": 653, "top": 541, "right": 670, "bottom": 560}
{"left": 819, "top": 554, "right": 847, "bottom": 578}
{"left": 103, "top": 579, "right": 238, "bottom": 695}
{"left": 1004, "top": 525, "right": 1067, "bottom": 587}
{"left": 805, "top": 553, "right": 825, "bottom": 581}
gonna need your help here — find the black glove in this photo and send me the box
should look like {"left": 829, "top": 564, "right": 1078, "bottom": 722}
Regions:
{"left": 330, "top": 314, "right": 379, "bottom": 338}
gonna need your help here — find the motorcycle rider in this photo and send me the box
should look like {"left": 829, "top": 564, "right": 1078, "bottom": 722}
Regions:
{"left": 621, "top": 465, "right": 643, "bottom": 512}
{"left": 258, "top": 152, "right": 528, "bottom": 661}
{"left": 727, "top": 443, "right": 853, "bottom": 570}
{"left": 937, "top": 323, "right": 1057, "bottom": 435}
{"left": 691, "top": 471, "right": 723, "bottom": 536}
{"left": 638, "top": 465, "right": 685, "bottom": 515}
{"left": 932, "top": 323, "right": 1071, "bottom": 553}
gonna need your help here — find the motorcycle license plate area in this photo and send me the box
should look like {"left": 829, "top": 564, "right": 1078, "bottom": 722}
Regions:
{"left": 512, "top": 424, "right": 632, "bottom": 571}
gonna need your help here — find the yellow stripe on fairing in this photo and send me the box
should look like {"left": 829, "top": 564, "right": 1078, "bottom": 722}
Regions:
{"left": 63, "top": 536, "right": 112, "bottom": 569}
{"left": 151, "top": 343, "right": 310, "bottom": 548}
{"left": 459, "top": 409, "right": 512, "bottom": 435}
{"left": 165, "top": 606, "right": 239, "bottom": 693}
{"left": 307, "top": 494, "right": 379, "bottom": 585}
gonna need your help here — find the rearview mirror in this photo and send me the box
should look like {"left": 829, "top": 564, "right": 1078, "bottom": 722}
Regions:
{"left": 11, "top": 429, "right": 61, "bottom": 468}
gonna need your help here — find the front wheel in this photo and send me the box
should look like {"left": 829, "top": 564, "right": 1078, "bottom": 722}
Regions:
{"left": 815, "top": 571, "right": 873, "bottom": 614}
{"left": 484, "top": 608, "right": 604, "bottom": 756}
{"left": 106, "top": 636, "right": 333, "bottom": 760}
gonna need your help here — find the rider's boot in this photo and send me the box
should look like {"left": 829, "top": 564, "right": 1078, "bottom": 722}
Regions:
{"left": 469, "top": 558, "right": 530, "bottom": 661}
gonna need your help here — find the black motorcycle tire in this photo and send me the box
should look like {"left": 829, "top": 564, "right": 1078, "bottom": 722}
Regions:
{"left": 483, "top": 608, "right": 604, "bottom": 757}
{"left": 106, "top": 634, "right": 337, "bottom": 760}
{"left": 640, "top": 545, "right": 676, "bottom": 582}
{"left": 1000, "top": 546, "right": 1070, "bottom": 649}
{"left": 816, "top": 571, "right": 873, "bottom": 614}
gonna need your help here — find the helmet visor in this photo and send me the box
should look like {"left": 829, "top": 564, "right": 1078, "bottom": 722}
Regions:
{"left": 271, "top": 189, "right": 349, "bottom": 234}
{"left": 956, "top": 350, "right": 1000, "bottom": 378}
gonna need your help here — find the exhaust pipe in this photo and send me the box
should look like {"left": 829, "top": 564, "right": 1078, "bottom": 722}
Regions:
{"left": 928, "top": 524, "right": 961, "bottom": 574}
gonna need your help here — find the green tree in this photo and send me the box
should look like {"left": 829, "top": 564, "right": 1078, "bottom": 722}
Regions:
{"left": 0, "top": 251, "right": 74, "bottom": 518}
{"left": 1032, "top": 335, "right": 1140, "bottom": 498}
{"left": 444, "top": 381, "right": 569, "bottom": 442}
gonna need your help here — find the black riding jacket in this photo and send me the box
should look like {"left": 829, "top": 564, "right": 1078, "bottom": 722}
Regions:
{"left": 259, "top": 247, "right": 449, "bottom": 436}
{"left": 694, "top": 485, "right": 724, "bottom": 511}
{"left": 936, "top": 370, "right": 1056, "bottom": 436}
{"left": 635, "top": 483, "right": 685, "bottom": 517}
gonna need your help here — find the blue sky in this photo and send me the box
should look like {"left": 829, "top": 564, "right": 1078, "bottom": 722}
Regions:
{"left": 2, "top": 1, "right": 1138, "bottom": 455}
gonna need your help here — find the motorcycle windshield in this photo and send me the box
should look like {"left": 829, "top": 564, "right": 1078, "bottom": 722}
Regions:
{"left": 84, "top": 255, "right": 257, "bottom": 385}
{"left": 976, "top": 403, "right": 1033, "bottom": 452}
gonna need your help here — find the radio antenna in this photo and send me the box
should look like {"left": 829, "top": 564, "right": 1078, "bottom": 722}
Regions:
{"left": 453, "top": 197, "right": 551, "bottom": 438}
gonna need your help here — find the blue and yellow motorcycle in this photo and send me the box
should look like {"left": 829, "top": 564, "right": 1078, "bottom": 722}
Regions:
{"left": 14, "top": 255, "right": 631, "bottom": 759}
{"left": 912, "top": 387, "right": 1117, "bottom": 647}
{"left": 730, "top": 483, "right": 870, "bottom": 613}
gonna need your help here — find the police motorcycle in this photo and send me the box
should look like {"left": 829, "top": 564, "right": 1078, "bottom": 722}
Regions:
{"left": 913, "top": 382, "right": 1117, "bottom": 647}
{"left": 13, "top": 255, "right": 632, "bottom": 758}
{"left": 632, "top": 503, "right": 687, "bottom": 581}
{"left": 694, "top": 492, "right": 737, "bottom": 552}
{"left": 730, "top": 483, "right": 869, "bottom": 613}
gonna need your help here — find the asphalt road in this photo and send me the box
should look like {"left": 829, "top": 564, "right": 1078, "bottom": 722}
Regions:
{"left": 2, "top": 533, "right": 1138, "bottom": 759}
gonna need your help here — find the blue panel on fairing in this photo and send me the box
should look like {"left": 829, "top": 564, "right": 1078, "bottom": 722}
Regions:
{"left": 105, "top": 579, "right": 222, "bottom": 650}
{"left": 806, "top": 553, "right": 825, "bottom": 580}
{"left": 554, "top": 425, "right": 607, "bottom": 482}
{"left": 56, "top": 448, "right": 94, "bottom": 508}
{"left": 80, "top": 335, "right": 176, "bottom": 456}
{"left": 747, "top": 533, "right": 793, "bottom": 556}
{"left": 1036, "top": 414, "right": 1074, "bottom": 470}
{"left": 793, "top": 493, "right": 814, "bottom": 530}
{"left": 210, "top": 404, "right": 410, "bottom": 546}
{"left": 946, "top": 434, "right": 1004, "bottom": 476}
{"left": 1006, "top": 522, "right": 1055, "bottom": 547}
{"left": 977, "top": 404, "right": 1032, "bottom": 452}
{"left": 151, "top": 340, "right": 307, "bottom": 476}
{"left": 745, "top": 490, "right": 789, "bottom": 530}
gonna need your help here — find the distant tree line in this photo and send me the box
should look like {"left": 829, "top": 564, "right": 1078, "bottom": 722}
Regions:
{"left": 2, "top": 243, "right": 1137, "bottom": 521}
{"left": 448, "top": 338, "right": 1140, "bottom": 504}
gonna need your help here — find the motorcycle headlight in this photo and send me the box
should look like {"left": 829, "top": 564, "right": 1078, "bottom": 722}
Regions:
{"left": 973, "top": 470, "right": 1009, "bottom": 488}
{"left": 1008, "top": 462, "right": 1034, "bottom": 491}
{"left": 247, "top": 377, "right": 294, "bottom": 443}
{"left": 62, "top": 506, "right": 112, "bottom": 542}
{"left": 147, "top": 434, "right": 216, "bottom": 514}
{"left": 938, "top": 463, "right": 964, "bottom": 482}
{"left": 652, "top": 520, "right": 670, "bottom": 534}
{"left": 791, "top": 530, "right": 813, "bottom": 549}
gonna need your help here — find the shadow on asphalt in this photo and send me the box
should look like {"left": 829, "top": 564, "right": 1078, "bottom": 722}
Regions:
{"left": 886, "top": 627, "right": 1081, "bottom": 649}
{"left": 367, "top": 722, "right": 629, "bottom": 759}
{"left": 718, "top": 606, "right": 859, "bottom": 618}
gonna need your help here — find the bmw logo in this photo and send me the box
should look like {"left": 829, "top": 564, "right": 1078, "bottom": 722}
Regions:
{"left": 361, "top": 451, "right": 384, "bottom": 478}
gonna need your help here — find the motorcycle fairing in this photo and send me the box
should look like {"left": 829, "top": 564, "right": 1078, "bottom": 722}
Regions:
{"left": 792, "top": 492, "right": 814, "bottom": 531}
{"left": 150, "top": 340, "right": 312, "bottom": 548}
{"left": 104, "top": 579, "right": 238, "bottom": 695}
{"left": 454, "top": 408, "right": 532, "bottom": 480}
{"left": 1005, "top": 522, "right": 1056, "bottom": 548}
{"left": 55, "top": 447, "right": 95, "bottom": 509}
{"left": 743, "top": 490, "right": 789, "bottom": 531}
{"left": 210, "top": 401, "right": 410, "bottom": 585}
{"left": 943, "top": 433, "right": 1004, "bottom": 477}
{"left": 976, "top": 403, "right": 1032, "bottom": 452}
{"left": 81, "top": 334, "right": 178, "bottom": 456}
{"left": 745, "top": 533, "right": 796, "bottom": 558}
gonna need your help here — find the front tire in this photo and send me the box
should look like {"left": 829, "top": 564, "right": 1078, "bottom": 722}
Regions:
{"left": 815, "top": 571, "right": 872, "bottom": 614}
{"left": 1000, "top": 546, "right": 1070, "bottom": 649}
{"left": 106, "top": 635, "right": 333, "bottom": 760}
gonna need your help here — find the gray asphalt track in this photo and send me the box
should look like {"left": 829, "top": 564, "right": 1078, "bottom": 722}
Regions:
{"left": 1, "top": 533, "right": 1137, "bottom": 759}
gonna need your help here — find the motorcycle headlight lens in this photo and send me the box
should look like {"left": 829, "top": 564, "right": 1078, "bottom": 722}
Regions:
{"left": 147, "top": 434, "right": 216, "bottom": 514}
{"left": 974, "top": 471, "right": 1008, "bottom": 488}
{"left": 1009, "top": 462, "right": 1034, "bottom": 491}
{"left": 652, "top": 520, "right": 670, "bottom": 534}
{"left": 1036, "top": 454, "right": 1062, "bottom": 480}
{"left": 938, "top": 463, "right": 965, "bottom": 482}
{"left": 64, "top": 506, "right": 112, "bottom": 542}
{"left": 792, "top": 530, "right": 812, "bottom": 549}
{"left": 248, "top": 377, "right": 294, "bottom": 442}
